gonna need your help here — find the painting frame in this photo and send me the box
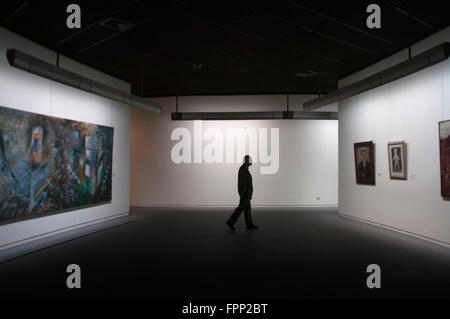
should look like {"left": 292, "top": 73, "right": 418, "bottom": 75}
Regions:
{"left": 0, "top": 105, "right": 114, "bottom": 225}
{"left": 387, "top": 141, "right": 407, "bottom": 180}
{"left": 439, "top": 119, "right": 450, "bottom": 198}
{"left": 353, "top": 141, "right": 375, "bottom": 185}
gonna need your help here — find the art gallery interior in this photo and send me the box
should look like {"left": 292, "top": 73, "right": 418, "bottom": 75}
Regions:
{"left": 0, "top": 1, "right": 449, "bottom": 300}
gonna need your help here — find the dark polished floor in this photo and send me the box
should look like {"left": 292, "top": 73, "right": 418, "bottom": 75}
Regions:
{"left": 0, "top": 207, "right": 449, "bottom": 299}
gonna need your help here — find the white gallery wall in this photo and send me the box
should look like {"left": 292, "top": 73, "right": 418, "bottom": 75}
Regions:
{"left": 339, "top": 27, "right": 450, "bottom": 246}
{"left": 0, "top": 27, "right": 130, "bottom": 249}
{"left": 131, "top": 95, "right": 338, "bottom": 207}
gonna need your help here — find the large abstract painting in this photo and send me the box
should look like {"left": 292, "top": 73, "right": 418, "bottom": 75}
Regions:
{"left": 439, "top": 120, "right": 450, "bottom": 197}
{"left": 0, "top": 105, "right": 113, "bottom": 223}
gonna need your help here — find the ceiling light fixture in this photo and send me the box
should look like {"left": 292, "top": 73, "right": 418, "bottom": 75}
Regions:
{"left": 192, "top": 64, "right": 203, "bottom": 70}
{"left": 171, "top": 111, "right": 337, "bottom": 121}
{"left": 98, "top": 17, "right": 136, "bottom": 32}
{"left": 171, "top": 93, "right": 337, "bottom": 121}
{"left": 295, "top": 70, "right": 318, "bottom": 77}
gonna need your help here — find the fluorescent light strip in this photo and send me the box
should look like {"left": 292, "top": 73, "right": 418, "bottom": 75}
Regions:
{"left": 171, "top": 111, "right": 338, "bottom": 121}
{"left": 304, "top": 42, "right": 450, "bottom": 110}
{"left": 6, "top": 49, "right": 161, "bottom": 113}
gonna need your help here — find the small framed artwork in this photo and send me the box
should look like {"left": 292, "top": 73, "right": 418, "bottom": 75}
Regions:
{"left": 439, "top": 120, "right": 450, "bottom": 197}
{"left": 388, "top": 141, "right": 407, "bottom": 180}
{"left": 354, "top": 141, "right": 375, "bottom": 185}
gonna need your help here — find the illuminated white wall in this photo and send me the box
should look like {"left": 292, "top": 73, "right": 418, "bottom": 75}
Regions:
{"left": 338, "top": 26, "right": 450, "bottom": 246}
{"left": 0, "top": 27, "right": 130, "bottom": 249}
{"left": 131, "top": 95, "right": 338, "bottom": 207}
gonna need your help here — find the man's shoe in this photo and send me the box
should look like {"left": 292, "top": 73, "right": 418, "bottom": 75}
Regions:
{"left": 247, "top": 225, "right": 259, "bottom": 229}
{"left": 226, "top": 222, "right": 236, "bottom": 230}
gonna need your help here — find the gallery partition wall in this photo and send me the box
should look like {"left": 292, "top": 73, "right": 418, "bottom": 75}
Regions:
{"left": 130, "top": 95, "right": 339, "bottom": 207}
{"left": 338, "top": 26, "right": 450, "bottom": 247}
{"left": 0, "top": 27, "right": 131, "bottom": 249}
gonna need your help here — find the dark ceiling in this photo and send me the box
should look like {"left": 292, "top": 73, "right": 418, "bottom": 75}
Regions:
{"left": 0, "top": 0, "right": 449, "bottom": 97}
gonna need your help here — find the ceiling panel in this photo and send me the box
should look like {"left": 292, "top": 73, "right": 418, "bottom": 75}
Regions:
{"left": 0, "top": 0, "right": 448, "bottom": 97}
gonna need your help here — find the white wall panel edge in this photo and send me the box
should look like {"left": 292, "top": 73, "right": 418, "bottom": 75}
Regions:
{"left": 338, "top": 212, "right": 450, "bottom": 248}
{"left": 0, "top": 212, "right": 129, "bottom": 252}
{"left": 131, "top": 204, "right": 338, "bottom": 208}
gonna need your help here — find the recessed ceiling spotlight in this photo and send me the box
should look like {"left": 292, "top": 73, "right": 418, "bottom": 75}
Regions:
{"left": 98, "top": 17, "right": 135, "bottom": 32}
{"left": 295, "top": 70, "right": 319, "bottom": 77}
{"left": 192, "top": 64, "right": 203, "bottom": 70}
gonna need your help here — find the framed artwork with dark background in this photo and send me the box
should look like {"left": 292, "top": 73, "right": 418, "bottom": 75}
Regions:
{"left": 354, "top": 141, "right": 375, "bottom": 185}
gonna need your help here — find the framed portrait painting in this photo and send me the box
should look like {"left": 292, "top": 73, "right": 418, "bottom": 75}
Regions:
{"left": 439, "top": 120, "right": 450, "bottom": 197}
{"left": 388, "top": 141, "right": 407, "bottom": 180}
{"left": 354, "top": 141, "right": 375, "bottom": 185}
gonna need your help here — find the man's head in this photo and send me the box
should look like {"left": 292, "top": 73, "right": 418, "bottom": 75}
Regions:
{"left": 243, "top": 155, "right": 252, "bottom": 167}
{"left": 360, "top": 149, "right": 367, "bottom": 161}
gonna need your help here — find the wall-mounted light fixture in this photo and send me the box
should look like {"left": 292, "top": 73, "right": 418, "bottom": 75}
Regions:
{"left": 6, "top": 49, "right": 161, "bottom": 113}
{"left": 304, "top": 42, "right": 450, "bottom": 110}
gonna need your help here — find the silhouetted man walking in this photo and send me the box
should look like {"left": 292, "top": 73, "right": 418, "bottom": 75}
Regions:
{"left": 226, "top": 155, "right": 258, "bottom": 230}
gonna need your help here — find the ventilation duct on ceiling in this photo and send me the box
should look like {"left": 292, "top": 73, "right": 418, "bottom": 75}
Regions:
{"left": 171, "top": 111, "right": 338, "bottom": 121}
{"left": 303, "top": 42, "right": 450, "bottom": 110}
{"left": 6, "top": 49, "right": 161, "bottom": 113}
